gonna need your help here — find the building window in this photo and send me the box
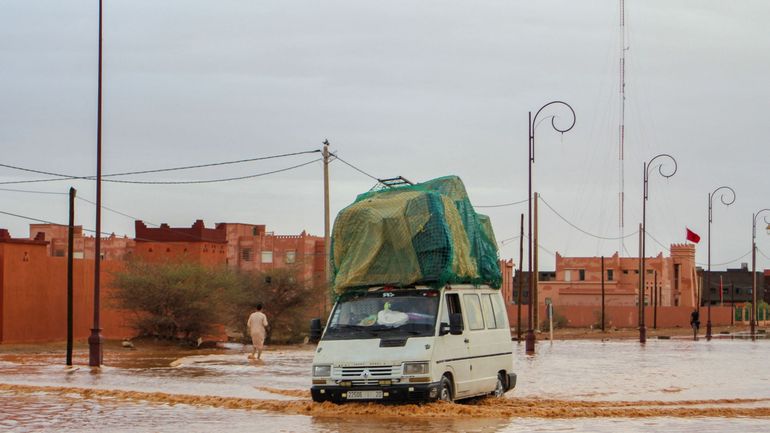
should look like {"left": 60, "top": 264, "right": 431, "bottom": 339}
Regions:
{"left": 241, "top": 248, "right": 252, "bottom": 261}
{"left": 579, "top": 269, "right": 585, "bottom": 281}
{"left": 607, "top": 269, "right": 614, "bottom": 281}
{"left": 73, "top": 252, "right": 84, "bottom": 259}
{"left": 647, "top": 269, "right": 654, "bottom": 275}
{"left": 261, "top": 251, "right": 273, "bottom": 263}
{"left": 285, "top": 251, "right": 296, "bottom": 264}
{"left": 53, "top": 250, "right": 65, "bottom": 257}
{"left": 623, "top": 269, "right": 629, "bottom": 275}
{"left": 564, "top": 270, "right": 571, "bottom": 282}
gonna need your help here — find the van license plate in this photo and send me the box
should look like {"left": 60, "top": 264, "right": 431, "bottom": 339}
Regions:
{"left": 346, "top": 390, "right": 383, "bottom": 400}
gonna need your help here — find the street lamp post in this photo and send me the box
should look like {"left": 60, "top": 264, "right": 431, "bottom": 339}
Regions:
{"left": 706, "top": 186, "right": 736, "bottom": 341}
{"left": 88, "top": 0, "right": 104, "bottom": 367}
{"left": 640, "top": 154, "right": 677, "bottom": 343}
{"left": 526, "top": 101, "right": 576, "bottom": 354}
{"left": 751, "top": 209, "right": 770, "bottom": 339}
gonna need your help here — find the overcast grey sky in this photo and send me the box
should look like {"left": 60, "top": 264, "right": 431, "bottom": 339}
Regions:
{"left": 1, "top": 1, "right": 769, "bottom": 271}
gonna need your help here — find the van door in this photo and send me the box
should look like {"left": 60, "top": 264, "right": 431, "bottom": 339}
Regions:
{"left": 461, "top": 292, "right": 495, "bottom": 394}
{"left": 435, "top": 292, "right": 473, "bottom": 398}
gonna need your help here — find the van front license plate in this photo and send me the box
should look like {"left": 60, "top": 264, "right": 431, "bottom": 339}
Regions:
{"left": 346, "top": 390, "right": 383, "bottom": 400}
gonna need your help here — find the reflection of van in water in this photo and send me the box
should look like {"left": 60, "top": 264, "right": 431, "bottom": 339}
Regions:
{"left": 310, "top": 284, "right": 516, "bottom": 403}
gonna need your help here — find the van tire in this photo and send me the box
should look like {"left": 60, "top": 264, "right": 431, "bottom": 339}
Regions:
{"left": 439, "top": 376, "right": 453, "bottom": 402}
{"left": 492, "top": 373, "right": 505, "bottom": 398}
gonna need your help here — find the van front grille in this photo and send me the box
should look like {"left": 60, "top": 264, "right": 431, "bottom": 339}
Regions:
{"left": 335, "top": 365, "right": 400, "bottom": 386}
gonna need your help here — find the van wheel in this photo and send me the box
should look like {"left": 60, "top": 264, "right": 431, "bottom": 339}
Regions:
{"left": 492, "top": 373, "right": 505, "bottom": 398}
{"left": 439, "top": 376, "right": 453, "bottom": 402}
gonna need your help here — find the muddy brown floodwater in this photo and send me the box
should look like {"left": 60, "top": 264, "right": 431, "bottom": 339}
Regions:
{"left": 1, "top": 337, "right": 769, "bottom": 432}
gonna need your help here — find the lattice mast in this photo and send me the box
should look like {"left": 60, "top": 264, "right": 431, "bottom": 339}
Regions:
{"left": 619, "top": 0, "right": 627, "bottom": 254}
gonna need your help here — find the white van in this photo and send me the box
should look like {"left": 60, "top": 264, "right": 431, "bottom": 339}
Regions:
{"left": 310, "top": 284, "right": 516, "bottom": 403}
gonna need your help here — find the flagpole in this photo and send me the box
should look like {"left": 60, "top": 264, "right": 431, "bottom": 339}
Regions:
{"left": 707, "top": 186, "right": 736, "bottom": 341}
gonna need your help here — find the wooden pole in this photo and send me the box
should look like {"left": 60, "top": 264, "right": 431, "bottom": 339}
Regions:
{"left": 601, "top": 256, "right": 605, "bottom": 332}
{"left": 653, "top": 269, "right": 658, "bottom": 329}
{"left": 323, "top": 140, "right": 331, "bottom": 320}
{"left": 533, "top": 192, "right": 539, "bottom": 331}
{"left": 517, "top": 213, "right": 523, "bottom": 341}
{"left": 66, "top": 187, "right": 76, "bottom": 366}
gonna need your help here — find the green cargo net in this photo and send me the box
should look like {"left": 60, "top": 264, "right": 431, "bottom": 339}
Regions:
{"left": 330, "top": 175, "right": 502, "bottom": 294}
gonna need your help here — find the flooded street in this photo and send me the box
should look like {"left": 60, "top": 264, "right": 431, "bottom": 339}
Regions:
{"left": 2, "top": 337, "right": 769, "bottom": 432}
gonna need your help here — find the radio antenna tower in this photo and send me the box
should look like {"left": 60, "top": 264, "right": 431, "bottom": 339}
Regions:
{"left": 618, "top": 0, "right": 627, "bottom": 255}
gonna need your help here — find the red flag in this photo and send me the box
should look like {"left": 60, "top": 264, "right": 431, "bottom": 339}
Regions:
{"left": 686, "top": 227, "right": 701, "bottom": 243}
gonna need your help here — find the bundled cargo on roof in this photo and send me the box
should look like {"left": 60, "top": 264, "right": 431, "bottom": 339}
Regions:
{"left": 330, "top": 175, "right": 501, "bottom": 293}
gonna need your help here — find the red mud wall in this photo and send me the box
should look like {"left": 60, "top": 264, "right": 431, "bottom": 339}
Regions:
{"left": 506, "top": 303, "right": 733, "bottom": 329}
{"left": 1, "top": 242, "right": 135, "bottom": 343}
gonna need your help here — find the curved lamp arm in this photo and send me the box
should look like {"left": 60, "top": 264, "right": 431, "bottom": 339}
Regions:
{"left": 709, "top": 186, "right": 736, "bottom": 222}
{"left": 530, "top": 101, "right": 576, "bottom": 162}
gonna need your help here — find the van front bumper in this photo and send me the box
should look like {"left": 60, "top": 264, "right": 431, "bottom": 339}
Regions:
{"left": 311, "top": 382, "right": 441, "bottom": 403}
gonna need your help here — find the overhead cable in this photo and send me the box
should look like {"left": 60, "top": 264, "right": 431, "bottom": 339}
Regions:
{"left": 329, "top": 154, "right": 380, "bottom": 182}
{"left": 539, "top": 194, "right": 638, "bottom": 240}
{"left": 0, "top": 149, "right": 321, "bottom": 185}
{"left": 476, "top": 198, "right": 528, "bottom": 208}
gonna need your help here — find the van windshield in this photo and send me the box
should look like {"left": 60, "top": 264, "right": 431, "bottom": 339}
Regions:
{"left": 323, "top": 289, "right": 440, "bottom": 340}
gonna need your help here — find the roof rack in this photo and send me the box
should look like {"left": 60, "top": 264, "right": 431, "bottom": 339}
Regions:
{"left": 377, "top": 176, "right": 414, "bottom": 188}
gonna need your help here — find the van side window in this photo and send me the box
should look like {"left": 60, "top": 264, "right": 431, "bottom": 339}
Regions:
{"left": 463, "top": 294, "right": 485, "bottom": 330}
{"left": 490, "top": 294, "right": 508, "bottom": 329}
{"left": 443, "top": 293, "right": 462, "bottom": 324}
{"left": 480, "top": 294, "right": 497, "bottom": 329}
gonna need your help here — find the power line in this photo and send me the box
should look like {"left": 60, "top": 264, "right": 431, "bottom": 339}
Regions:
{"left": 539, "top": 194, "right": 638, "bottom": 240}
{"left": 698, "top": 250, "right": 752, "bottom": 268}
{"left": 0, "top": 149, "right": 321, "bottom": 185}
{"left": 329, "top": 154, "right": 380, "bottom": 182}
{"left": 476, "top": 198, "right": 528, "bottom": 208}
{"left": 75, "top": 197, "right": 158, "bottom": 227}
{"left": 98, "top": 158, "right": 322, "bottom": 185}
{"left": 0, "top": 210, "right": 58, "bottom": 226}
{"left": 0, "top": 187, "right": 68, "bottom": 195}
{"left": 0, "top": 186, "right": 160, "bottom": 226}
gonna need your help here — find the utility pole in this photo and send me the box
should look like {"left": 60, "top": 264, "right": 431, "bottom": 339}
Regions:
{"left": 653, "top": 270, "right": 658, "bottom": 329}
{"left": 323, "top": 140, "right": 331, "bottom": 319}
{"left": 88, "top": 0, "right": 104, "bottom": 367}
{"left": 517, "top": 213, "right": 523, "bottom": 341}
{"left": 66, "top": 187, "right": 76, "bottom": 366}
{"left": 638, "top": 223, "right": 645, "bottom": 343}
{"left": 601, "top": 256, "right": 605, "bottom": 332}
{"left": 533, "top": 192, "right": 539, "bottom": 331}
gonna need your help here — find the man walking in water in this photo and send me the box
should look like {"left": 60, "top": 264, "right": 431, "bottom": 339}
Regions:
{"left": 690, "top": 309, "right": 700, "bottom": 341}
{"left": 247, "top": 303, "right": 269, "bottom": 360}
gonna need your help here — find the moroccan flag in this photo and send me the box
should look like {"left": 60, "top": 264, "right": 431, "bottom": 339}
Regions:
{"left": 686, "top": 227, "right": 701, "bottom": 244}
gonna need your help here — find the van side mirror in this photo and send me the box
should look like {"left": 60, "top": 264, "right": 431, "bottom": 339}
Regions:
{"left": 309, "top": 318, "right": 322, "bottom": 343}
{"left": 439, "top": 322, "right": 450, "bottom": 336}
{"left": 449, "top": 313, "right": 463, "bottom": 335}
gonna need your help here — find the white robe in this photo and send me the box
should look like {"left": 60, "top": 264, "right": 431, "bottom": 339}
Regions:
{"left": 247, "top": 311, "right": 269, "bottom": 349}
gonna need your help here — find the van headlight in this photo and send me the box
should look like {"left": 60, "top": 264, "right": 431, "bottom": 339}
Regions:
{"left": 313, "top": 364, "right": 332, "bottom": 377}
{"left": 403, "top": 362, "right": 429, "bottom": 375}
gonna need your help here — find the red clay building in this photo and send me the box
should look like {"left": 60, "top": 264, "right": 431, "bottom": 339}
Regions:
{"left": 0, "top": 220, "right": 326, "bottom": 344}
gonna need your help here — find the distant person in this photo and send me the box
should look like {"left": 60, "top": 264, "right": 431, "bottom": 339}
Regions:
{"left": 247, "top": 303, "right": 269, "bottom": 360}
{"left": 690, "top": 309, "right": 700, "bottom": 340}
